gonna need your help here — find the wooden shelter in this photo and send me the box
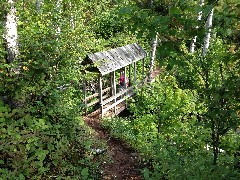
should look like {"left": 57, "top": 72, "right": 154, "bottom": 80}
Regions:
{"left": 83, "top": 43, "right": 147, "bottom": 117}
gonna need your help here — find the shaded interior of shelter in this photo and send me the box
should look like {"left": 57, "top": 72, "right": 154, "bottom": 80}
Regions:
{"left": 82, "top": 43, "right": 148, "bottom": 117}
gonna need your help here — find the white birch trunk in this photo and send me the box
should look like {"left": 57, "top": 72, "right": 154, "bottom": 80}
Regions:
{"left": 149, "top": 0, "right": 153, "bottom": 8}
{"left": 202, "top": 8, "right": 214, "bottom": 56}
{"left": 190, "top": 0, "right": 204, "bottom": 53}
{"left": 36, "top": 0, "right": 44, "bottom": 13}
{"left": 55, "top": 0, "right": 62, "bottom": 37}
{"left": 148, "top": 33, "right": 158, "bottom": 82}
{"left": 4, "top": 0, "right": 18, "bottom": 63}
{"left": 69, "top": 2, "right": 75, "bottom": 29}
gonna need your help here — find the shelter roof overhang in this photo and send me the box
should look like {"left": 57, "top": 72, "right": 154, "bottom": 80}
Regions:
{"left": 85, "top": 43, "right": 147, "bottom": 75}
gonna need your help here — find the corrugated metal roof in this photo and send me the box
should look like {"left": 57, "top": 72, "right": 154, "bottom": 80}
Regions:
{"left": 87, "top": 43, "right": 147, "bottom": 75}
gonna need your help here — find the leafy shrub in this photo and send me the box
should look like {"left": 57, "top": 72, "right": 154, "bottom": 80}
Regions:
{"left": 102, "top": 75, "right": 240, "bottom": 179}
{"left": 0, "top": 1, "right": 109, "bottom": 179}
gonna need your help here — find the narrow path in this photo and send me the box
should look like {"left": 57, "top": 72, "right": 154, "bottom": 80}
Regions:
{"left": 83, "top": 67, "right": 162, "bottom": 179}
{"left": 84, "top": 115, "right": 143, "bottom": 180}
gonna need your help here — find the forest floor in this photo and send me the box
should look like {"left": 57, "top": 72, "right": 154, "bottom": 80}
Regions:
{"left": 84, "top": 113, "right": 143, "bottom": 180}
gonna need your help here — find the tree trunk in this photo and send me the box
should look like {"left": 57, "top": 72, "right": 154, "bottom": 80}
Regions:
{"left": 202, "top": 8, "right": 214, "bottom": 56}
{"left": 149, "top": 0, "right": 153, "bottom": 8}
{"left": 69, "top": 2, "right": 75, "bottom": 29}
{"left": 190, "top": 0, "right": 204, "bottom": 53}
{"left": 4, "top": 0, "right": 18, "bottom": 63}
{"left": 148, "top": 33, "right": 158, "bottom": 82}
{"left": 36, "top": 0, "right": 44, "bottom": 13}
{"left": 211, "top": 120, "right": 220, "bottom": 165}
{"left": 55, "top": 0, "right": 62, "bottom": 37}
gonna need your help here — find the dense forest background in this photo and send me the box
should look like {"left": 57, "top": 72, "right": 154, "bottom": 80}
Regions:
{"left": 0, "top": 0, "right": 239, "bottom": 179}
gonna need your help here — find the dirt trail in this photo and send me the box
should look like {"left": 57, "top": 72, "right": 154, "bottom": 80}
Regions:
{"left": 83, "top": 68, "right": 162, "bottom": 179}
{"left": 84, "top": 115, "right": 143, "bottom": 180}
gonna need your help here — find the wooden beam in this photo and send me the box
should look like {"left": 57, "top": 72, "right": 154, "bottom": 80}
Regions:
{"left": 124, "top": 66, "right": 127, "bottom": 107}
{"left": 115, "top": 105, "right": 126, "bottom": 116}
{"left": 87, "top": 99, "right": 99, "bottom": 108}
{"left": 110, "top": 72, "right": 113, "bottom": 96}
{"left": 86, "top": 92, "right": 98, "bottom": 101}
{"left": 129, "top": 64, "right": 131, "bottom": 86}
{"left": 113, "top": 70, "right": 116, "bottom": 115}
{"left": 124, "top": 67, "right": 127, "bottom": 89}
{"left": 103, "top": 87, "right": 111, "bottom": 93}
{"left": 102, "top": 86, "right": 134, "bottom": 106}
{"left": 134, "top": 62, "right": 136, "bottom": 84}
{"left": 88, "top": 44, "right": 147, "bottom": 75}
{"left": 142, "top": 58, "right": 144, "bottom": 80}
{"left": 101, "top": 77, "right": 145, "bottom": 117}
{"left": 98, "top": 74, "right": 103, "bottom": 118}
{"left": 87, "top": 94, "right": 110, "bottom": 108}
{"left": 83, "top": 78, "right": 87, "bottom": 115}
{"left": 85, "top": 87, "right": 111, "bottom": 101}
{"left": 102, "top": 92, "right": 134, "bottom": 114}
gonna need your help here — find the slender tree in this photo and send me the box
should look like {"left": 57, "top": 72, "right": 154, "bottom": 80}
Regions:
{"left": 190, "top": 0, "right": 204, "bottom": 53}
{"left": 4, "top": 0, "right": 18, "bottom": 63}
{"left": 148, "top": 33, "right": 158, "bottom": 82}
{"left": 202, "top": 8, "right": 214, "bottom": 56}
{"left": 69, "top": 2, "right": 75, "bottom": 29}
{"left": 55, "top": 0, "right": 62, "bottom": 37}
{"left": 36, "top": 0, "right": 44, "bottom": 13}
{"left": 149, "top": 0, "right": 154, "bottom": 8}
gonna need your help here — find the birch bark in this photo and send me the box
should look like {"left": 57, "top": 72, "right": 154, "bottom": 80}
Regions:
{"left": 69, "top": 2, "right": 75, "bottom": 29}
{"left": 148, "top": 33, "right": 158, "bottom": 82}
{"left": 55, "top": 0, "right": 62, "bottom": 37}
{"left": 190, "top": 0, "right": 204, "bottom": 53}
{"left": 4, "top": 0, "right": 18, "bottom": 63}
{"left": 36, "top": 0, "right": 44, "bottom": 13}
{"left": 202, "top": 8, "right": 214, "bottom": 56}
{"left": 149, "top": 0, "right": 153, "bottom": 8}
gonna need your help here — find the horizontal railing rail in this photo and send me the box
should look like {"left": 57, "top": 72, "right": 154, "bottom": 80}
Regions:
{"left": 85, "top": 87, "right": 111, "bottom": 101}
{"left": 85, "top": 76, "right": 150, "bottom": 117}
{"left": 102, "top": 86, "right": 133, "bottom": 106}
{"left": 102, "top": 92, "right": 134, "bottom": 114}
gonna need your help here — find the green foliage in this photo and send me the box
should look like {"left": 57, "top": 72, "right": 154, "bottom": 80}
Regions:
{"left": 0, "top": 97, "right": 100, "bottom": 179}
{"left": 101, "top": 0, "right": 240, "bottom": 178}
{"left": 106, "top": 0, "right": 240, "bottom": 179}
{"left": 0, "top": 0, "right": 113, "bottom": 179}
{"left": 91, "top": 8, "right": 127, "bottom": 39}
{"left": 1, "top": 0, "right": 240, "bottom": 179}
{"left": 103, "top": 74, "right": 240, "bottom": 179}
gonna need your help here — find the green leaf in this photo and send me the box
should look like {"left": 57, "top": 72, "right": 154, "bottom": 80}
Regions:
{"left": 169, "top": 7, "right": 182, "bottom": 15}
{"left": 81, "top": 167, "right": 89, "bottom": 178}
{"left": 143, "top": 168, "right": 150, "bottom": 179}
{"left": 53, "top": 160, "right": 58, "bottom": 167}
{"left": 226, "top": 29, "right": 232, "bottom": 36}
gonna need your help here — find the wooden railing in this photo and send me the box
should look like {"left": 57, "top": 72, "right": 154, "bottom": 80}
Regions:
{"left": 84, "top": 79, "right": 146, "bottom": 117}
{"left": 102, "top": 86, "right": 134, "bottom": 116}
{"left": 84, "top": 87, "right": 111, "bottom": 113}
{"left": 101, "top": 80, "right": 145, "bottom": 117}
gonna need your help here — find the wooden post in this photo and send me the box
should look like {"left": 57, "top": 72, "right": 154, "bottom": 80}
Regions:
{"left": 113, "top": 70, "right": 116, "bottom": 115}
{"left": 134, "top": 62, "right": 136, "bottom": 84}
{"left": 124, "top": 67, "right": 127, "bottom": 90}
{"left": 124, "top": 66, "right": 127, "bottom": 108}
{"left": 128, "top": 64, "right": 131, "bottom": 87}
{"left": 110, "top": 72, "right": 113, "bottom": 96}
{"left": 83, "top": 78, "right": 87, "bottom": 115}
{"left": 99, "top": 74, "right": 103, "bottom": 118}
